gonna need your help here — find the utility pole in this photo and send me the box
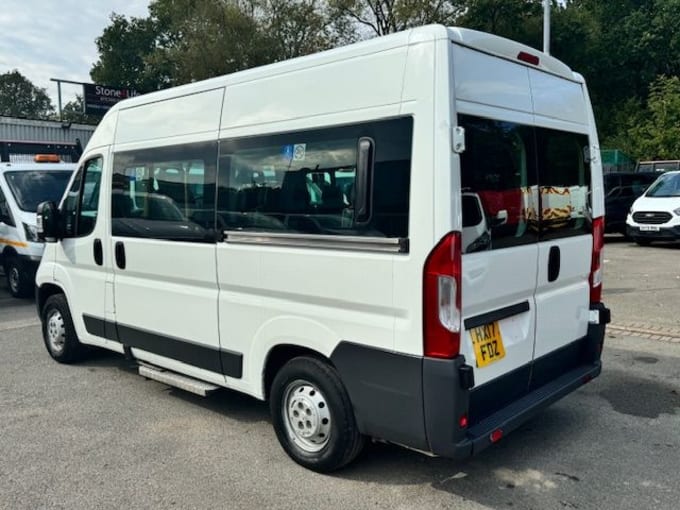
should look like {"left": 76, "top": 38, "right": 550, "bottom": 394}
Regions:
{"left": 543, "top": 0, "right": 551, "bottom": 55}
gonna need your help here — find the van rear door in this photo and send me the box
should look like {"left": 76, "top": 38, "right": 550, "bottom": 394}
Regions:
{"left": 529, "top": 71, "right": 593, "bottom": 384}
{"left": 457, "top": 115, "right": 539, "bottom": 420}
{"left": 452, "top": 44, "right": 541, "bottom": 422}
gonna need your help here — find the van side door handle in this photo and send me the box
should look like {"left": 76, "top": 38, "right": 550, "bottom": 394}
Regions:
{"left": 115, "top": 241, "right": 126, "bottom": 270}
{"left": 548, "top": 246, "right": 560, "bottom": 282}
{"left": 93, "top": 238, "right": 103, "bottom": 266}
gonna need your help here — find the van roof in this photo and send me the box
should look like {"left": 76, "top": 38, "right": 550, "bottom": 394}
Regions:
{"left": 447, "top": 27, "right": 576, "bottom": 81}
{"left": 109, "top": 24, "right": 578, "bottom": 114}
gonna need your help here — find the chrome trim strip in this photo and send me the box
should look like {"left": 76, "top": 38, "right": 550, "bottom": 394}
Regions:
{"left": 223, "top": 231, "right": 408, "bottom": 253}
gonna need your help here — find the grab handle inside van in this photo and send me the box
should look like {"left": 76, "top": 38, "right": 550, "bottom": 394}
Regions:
{"left": 355, "top": 137, "right": 375, "bottom": 225}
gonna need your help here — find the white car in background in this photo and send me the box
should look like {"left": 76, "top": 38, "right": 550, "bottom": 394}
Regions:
{"left": 626, "top": 170, "right": 680, "bottom": 246}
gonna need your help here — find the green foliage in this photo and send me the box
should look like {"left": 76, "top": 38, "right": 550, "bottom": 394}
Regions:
{"left": 88, "top": 0, "right": 680, "bottom": 159}
{"left": 61, "top": 95, "right": 100, "bottom": 125}
{"left": 626, "top": 76, "right": 680, "bottom": 159}
{"left": 92, "top": 0, "right": 345, "bottom": 89}
{"left": 328, "top": 0, "right": 463, "bottom": 36}
{"left": 0, "top": 70, "right": 54, "bottom": 119}
{"left": 458, "top": 0, "right": 543, "bottom": 46}
{"left": 91, "top": 14, "right": 163, "bottom": 91}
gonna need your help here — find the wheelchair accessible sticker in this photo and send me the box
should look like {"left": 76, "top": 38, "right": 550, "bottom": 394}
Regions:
{"left": 293, "top": 143, "right": 306, "bottom": 161}
{"left": 282, "top": 143, "right": 306, "bottom": 162}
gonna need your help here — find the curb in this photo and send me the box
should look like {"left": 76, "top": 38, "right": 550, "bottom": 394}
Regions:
{"left": 608, "top": 323, "right": 680, "bottom": 343}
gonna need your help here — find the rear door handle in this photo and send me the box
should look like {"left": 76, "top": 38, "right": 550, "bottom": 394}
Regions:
{"left": 115, "top": 241, "right": 126, "bottom": 270}
{"left": 548, "top": 245, "right": 560, "bottom": 282}
{"left": 93, "top": 238, "right": 103, "bottom": 266}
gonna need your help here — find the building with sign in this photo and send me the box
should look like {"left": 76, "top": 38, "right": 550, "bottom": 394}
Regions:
{"left": 0, "top": 116, "right": 95, "bottom": 162}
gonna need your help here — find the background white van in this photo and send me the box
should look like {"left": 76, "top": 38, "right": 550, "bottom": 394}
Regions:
{"left": 35, "top": 25, "right": 609, "bottom": 471}
{"left": 626, "top": 170, "right": 680, "bottom": 245}
{"left": 0, "top": 157, "right": 75, "bottom": 297}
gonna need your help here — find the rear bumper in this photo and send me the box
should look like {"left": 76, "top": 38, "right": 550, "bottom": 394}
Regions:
{"left": 332, "top": 303, "right": 610, "bottom": 459}
{"left": 425, "top": 358, "right": 601, "bottom": 459}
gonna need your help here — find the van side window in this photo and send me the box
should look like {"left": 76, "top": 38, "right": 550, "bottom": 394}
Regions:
{"left": 0, "top": 188, "right": 14, "bottom": 227}
{"left": 61, "top": 157, "right": 102, "bottom": 238}
{"left": 111, "top": 142, "right": 217, "bottom": 242}
{"left": 217, "top": 117, "right": 413, "bottom": 238}
{"left": 459, "top": 115, "right": 538, "bottom": 253}
{"left": 535, "top": 129, "right": 591, "bottom": 240}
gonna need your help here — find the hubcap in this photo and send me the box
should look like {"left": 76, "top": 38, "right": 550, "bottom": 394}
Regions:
{"left": 282, "top": 380, "right": 332, "bottom": 453}
{"left": 46, "top": 309, "right": 66, "bottom": 354}
{"left": 8, "top": 267, "right": 20, "bottom": 293}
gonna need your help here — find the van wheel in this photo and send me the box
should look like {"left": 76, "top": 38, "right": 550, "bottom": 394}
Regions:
{"left": 41, "top": 294, "right": 87, "bottom": 363}
{"left": 270, "top": 356, "right": 365, "bottom": 472}
{"left": 5, "top": 257, "right": 31, "bottom": 298}
{"left": 635, "top": 239, "right": 652, "bottom": 246}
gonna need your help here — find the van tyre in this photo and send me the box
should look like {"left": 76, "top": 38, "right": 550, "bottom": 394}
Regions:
{"left": 5, "top": 257, "right": 31, "bottom": 298}
{"left": 270, "top": 356, "right": 365, "bottom": 472}
{"left": 41, "top": 294, "right": 87, "bottom": 363}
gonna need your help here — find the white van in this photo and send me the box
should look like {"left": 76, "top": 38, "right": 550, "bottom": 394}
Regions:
{"left": 0, "top": 156, "right": 75, "bottom": 297}
{"left": 626, "top": 170, "right": 680, "bottom": 245}
{"left": 35, "top": 25, "right": 610, "bottom": 472}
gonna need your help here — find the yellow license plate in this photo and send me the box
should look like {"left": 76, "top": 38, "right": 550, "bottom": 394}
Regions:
{"left": 470, "top": 321, "right": 506, "bottom": 368}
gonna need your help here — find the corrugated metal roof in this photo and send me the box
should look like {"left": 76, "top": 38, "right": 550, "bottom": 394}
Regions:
{"left": 0, "top": 116, "right": 95, "bottom": 147}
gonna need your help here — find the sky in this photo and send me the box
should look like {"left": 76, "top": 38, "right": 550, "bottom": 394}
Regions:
{"left": 0, "top": 0, "right": 149, "bottom": 111}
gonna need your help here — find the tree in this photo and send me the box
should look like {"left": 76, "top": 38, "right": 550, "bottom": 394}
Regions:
{"left": 0, "top": 70, "right": 54, "bottom": 119}
{"left": 329, "top": 0, "right": 463, "bottom": 36}
{"left": 626, "top": 76, "right": 680, "bottom": 159}
{"left": 61, "top": 95, "right": 100, "bottom": 125}
{"left": 147, "top": 0, "right": 270, "bottom": 84}
{"left": 91, "top": 0, "right": 344, "bottom": 90}
{"left": 252, "top": 0, "right": 354, "bottom": 61}
{"left": 551, "top": 0, "right": 680, "bottom": 146}
{"left": 458, "top": 0, "right": 543, "bottom": 46}
{"left": 90, "top": 13, "right": 165, "bottom": 92}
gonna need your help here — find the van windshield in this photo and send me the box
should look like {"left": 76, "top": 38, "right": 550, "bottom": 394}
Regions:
{"left": 4, "top": 171, "right": 73, "bottom": 212}
{"left": 645, "top": 173, "right": 680, "bottom": 198}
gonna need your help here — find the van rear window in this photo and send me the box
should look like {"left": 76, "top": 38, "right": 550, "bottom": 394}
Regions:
{"left": 459, "top": 115, "right": 592, "bottom": 252}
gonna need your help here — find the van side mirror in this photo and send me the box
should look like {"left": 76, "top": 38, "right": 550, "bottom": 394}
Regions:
{"left": 354, "top": 137, "right": 375, "bottom": 225}
{"left": 37, "top": 201, "right": 59, "bottom": 242}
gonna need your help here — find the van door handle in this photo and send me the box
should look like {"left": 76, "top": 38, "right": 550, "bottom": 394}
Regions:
{"left": 548, "top": 246, "right": 560, "bottom": 282}
{"left": 115, "top": 241, "right": 126, "bottom": 270}
{"left": 93, "top": 238, "right": 103, "bottom": 266}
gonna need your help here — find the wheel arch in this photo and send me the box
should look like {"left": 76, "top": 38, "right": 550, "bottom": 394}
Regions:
{"left": 37, "top": 283, "right": 66, "bottom": 316}
{"left": 263, "top": 344, "right": 331, "bottom": 400}
{"left": 1, "top": 246, "right": 18, "bottom": 268}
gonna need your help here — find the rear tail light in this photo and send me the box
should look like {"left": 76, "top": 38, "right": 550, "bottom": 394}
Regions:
{"left": 423, "top": 232, "right": 462, "bottom": 358}
{"left": 589, "top": 217, "right": 604, "bottom": 303}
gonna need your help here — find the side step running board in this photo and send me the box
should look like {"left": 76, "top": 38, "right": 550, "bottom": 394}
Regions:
{"left": 139, "top": 364, "right": 220, "bottom": 397}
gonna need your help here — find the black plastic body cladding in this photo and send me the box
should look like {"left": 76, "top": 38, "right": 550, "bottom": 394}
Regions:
{"left": 331, "top": 303, "right": 609, "bottom": 459}
{"left": 330, "top": 342, "right": 428, "bottom": 451}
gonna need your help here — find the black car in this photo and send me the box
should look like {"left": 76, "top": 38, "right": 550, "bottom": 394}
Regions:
{"left": 604, "top": 172, "right": 659, "bottom": 234}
